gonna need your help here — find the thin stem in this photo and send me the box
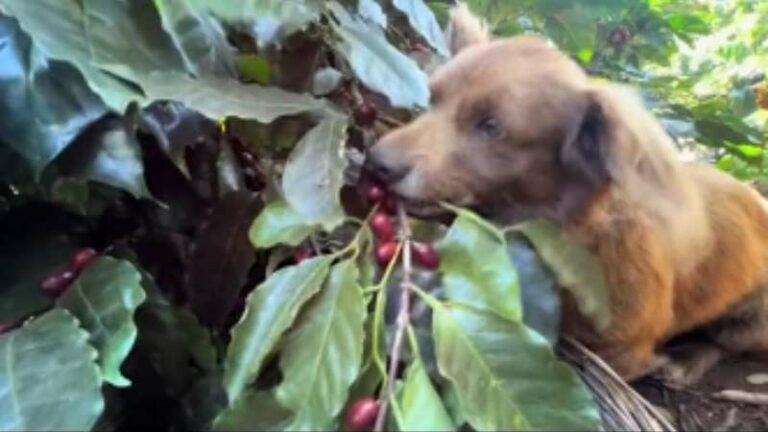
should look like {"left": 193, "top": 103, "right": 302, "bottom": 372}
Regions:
{"left": 373, "top": 204, "right": 413, "bottom": 432}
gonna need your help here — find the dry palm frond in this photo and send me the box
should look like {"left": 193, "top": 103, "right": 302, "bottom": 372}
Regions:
{"left": 559, "top": 338, "right": 677, "bottom": 432}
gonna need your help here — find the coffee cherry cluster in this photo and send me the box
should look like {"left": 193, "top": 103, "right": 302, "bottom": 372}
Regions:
{"left": 365, "top": 184, "right": 440, "bottom": 270}
{"left": 41, "top": 248, "right": 99, "bottom": 297}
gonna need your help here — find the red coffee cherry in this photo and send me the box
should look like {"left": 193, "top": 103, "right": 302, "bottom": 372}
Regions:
{"left": 366, "top": 184, "right": 387, "bottom": 204}
{"left": 370, "top": 212, "right": 396, "bottom": 242}
{"left": 354, "top": 101, "right": 377, "bottom": 127}
{"left": 294, "top": 248, "right": 313, "bottom": 264}
{"left": 412, "top": 242, "right": 440, "bottom": 270}
{"left": 41, "top": 270, "right": 77, "bottom": 297}
{"left": 70, "top": 248, "right": 98, "bottom": 272}
{"left": 375, "top": 241, "right": 398, "bottom": 267}
{"left": 344, "top": 397, "right": 380, "bottom": 431}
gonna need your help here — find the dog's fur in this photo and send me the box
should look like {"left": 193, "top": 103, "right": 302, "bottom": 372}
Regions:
{"left": 366, "top": 5, "right": 768, "bottom": 379}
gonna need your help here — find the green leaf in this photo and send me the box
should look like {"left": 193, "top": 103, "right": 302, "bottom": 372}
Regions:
{"left": 433, "top": 304, "right": 601, "bottom": 431}
{"left": 730, "top": 144, "right": 764, "bottom": 161}
{"left": 154, "top": 0, "right": 235, "bottom": 77}
{"left": 276, "top": 259, "right": 366, "bottom": 430}
{"left": 249, "top": 200, "right": 318, "bottom": 248}
{"left": 400, "top": 359, "right": 455, "bottom": 431}
{"left": 393, "top": 0, "right": 449, "bottom": 56}
{"left": 0, "top": 15, "right": 108, "bottom": 173}
{"left": 438, "top": 208, "right": 521, "bottom": 323}
{"left": 214, "top": 391, "right": 292, "bottom": 431}
{"left": 54, "top": 117, "right": 152, "bottom": 199}
{"left": 666, "top": 13, "right": 710, "bottom": 35}
{"left": 516, "top": 219, "right": 611, "bottom": 332}
{"left": 358, "top": 0, "right": 387, "bottom": 28}
{"left": 222, "top": 256, "right": 332, "bottom": 404}
{"left": 56, "top": 257, "right": 146, "bottom": 387}
{"left": 507, "top": 235, "right": 561, "bottom": 344}
{"left": 543, "top": 6, "right": 597, "bottom": 63}
{"left": 0, "top": 309, "right": 103, "bottom": 431}
{"left": 329, "top": 2, "right": 430, "bottom": 108}
{"left": 282, "top": 115, "right": 349, "bottom": 230}
{"left": 140, "top": 72, "right": 327, "bottom": 123}
{"left": 0, "top": 0, "right": 184, "bottom": 109}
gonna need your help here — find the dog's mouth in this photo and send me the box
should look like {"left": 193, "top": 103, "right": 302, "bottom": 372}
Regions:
{"left": 395, "top": 195, "right": 458, "bottom": 225}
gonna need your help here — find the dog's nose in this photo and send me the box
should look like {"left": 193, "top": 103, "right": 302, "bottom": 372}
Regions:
{"left": 364, "top": 145, "right": 411, "bottom": 185}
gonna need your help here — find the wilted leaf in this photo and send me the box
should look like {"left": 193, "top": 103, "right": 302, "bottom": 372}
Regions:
{"left": 433, "top": 304, "right": 601, "bottom": 431}
{"left": 0, "top": 309, "right": 103, "bottom": 431}
{"left": 400, "top": 359, "right": 455, "bottom": 431}
{"left": 140, "top": 72, "right": 327, "bottom": 123}
{"left": 329, "top": 2, "right": 430, "bottom": 108}
{"left": 282, "top": 114, "right": 349, "bottom": 230}
{"left": 507, "top": 235, "right": 561, "bottom": 344}
{"left": 187, "top": 191, "right": 263, "bottom": 328}
{"left": 56, "top": 256, "right": 146, "bottom": 387}
{"left": 154, "top": 0, "right": 235, "bottom": 77}
{"left": 249, "top": 199, "right": 318, "bottom": 248}
{"left": 223, "top": 256, "right": 332, "bottom": 403}
{"left": 393, "top": 0, "right": 449, "bottom": 56}
{"left": 358, "top": 0, "right": 387, "bottom": 28}
{"left": 516, "top": 219, "right": 611, "bottom": 331}
{"left": 438, "top": 208, "right": 521, "bottom": 323}
{"left": 0, "top": 15, "right": 108, "bottom": 173}
{"left": 214, "top": 391, "right": 292, "bottom": 431}
{"left": 276, "top": 260, "right": 366, "bottom": 430}
{"left": 54, "top": 116, "right": 152, "bottom": 199}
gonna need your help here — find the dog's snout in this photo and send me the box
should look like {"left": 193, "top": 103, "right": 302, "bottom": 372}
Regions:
{"left": 364, "top": 145, "right": 411, "bottom": 185}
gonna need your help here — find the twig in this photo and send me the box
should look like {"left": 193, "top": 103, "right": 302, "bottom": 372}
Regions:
{"left": 713, "top": 389, "right": 768, "bottom": 405}
{"left": 373, "top": 204, "right": 413, "bottom": 432}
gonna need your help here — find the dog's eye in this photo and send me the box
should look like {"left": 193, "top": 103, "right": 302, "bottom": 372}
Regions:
{"left": 475, "top": 116, "right": 505, "bottom": 140}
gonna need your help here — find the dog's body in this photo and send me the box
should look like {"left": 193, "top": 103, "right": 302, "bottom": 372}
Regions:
{"left": 366, "top": 5, "right": 768, "bottom": 379}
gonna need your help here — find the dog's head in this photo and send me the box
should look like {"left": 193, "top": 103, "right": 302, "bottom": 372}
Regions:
{"left": 365, "top": 5, "right": 619, "bottom": 224}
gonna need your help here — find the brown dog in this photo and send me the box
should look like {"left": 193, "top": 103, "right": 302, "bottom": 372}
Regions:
{"left": 365, "top": 4, "right": 768, "bottom": 380}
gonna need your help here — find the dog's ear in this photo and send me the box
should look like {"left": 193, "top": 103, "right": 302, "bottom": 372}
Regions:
{"left": 560, "top": 94, "right": 612, "bottom": 186}
{"left": 447, "top": 2, "right": 490, "bottom": 55}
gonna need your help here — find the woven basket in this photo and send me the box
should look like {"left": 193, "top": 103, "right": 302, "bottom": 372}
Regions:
{"left": 559, "top": 338, "right": 677, "bottom": 432}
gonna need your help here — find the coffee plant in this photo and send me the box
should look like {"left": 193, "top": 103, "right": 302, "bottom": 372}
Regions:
{"left": 0, "top": 0, "right": 764, "bottom": 431}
